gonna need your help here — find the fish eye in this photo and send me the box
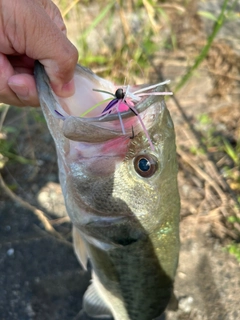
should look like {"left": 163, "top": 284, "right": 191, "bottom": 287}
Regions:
{"left": 115, "top": 88, "right": 124, "bottom": 100}
{"left": 133, "top": 154, "right": 158, "bottom": 178}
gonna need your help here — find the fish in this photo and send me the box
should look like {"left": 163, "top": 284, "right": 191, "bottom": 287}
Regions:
{"left": 34, "top": 61, "right": 180, "bottom": 320}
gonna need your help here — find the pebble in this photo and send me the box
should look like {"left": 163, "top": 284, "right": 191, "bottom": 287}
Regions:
{"left": 7, "top": 248, "right": 14, "bottom": 256}
{"left": 178, "top": 296, "right": 194, "bottom": 313}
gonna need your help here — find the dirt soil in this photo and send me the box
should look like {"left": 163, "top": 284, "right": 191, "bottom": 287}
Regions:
{"left": 0, "top": 1, "right": 240, "bottom": 320}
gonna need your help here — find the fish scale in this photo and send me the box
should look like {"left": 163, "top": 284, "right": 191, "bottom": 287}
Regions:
{"left": 91, "top": 240, "right": 172, "bottom": 320}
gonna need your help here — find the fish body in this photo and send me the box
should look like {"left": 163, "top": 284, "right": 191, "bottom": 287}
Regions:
{"left": 34, "top": 62, "right": 180, "bottom": 320}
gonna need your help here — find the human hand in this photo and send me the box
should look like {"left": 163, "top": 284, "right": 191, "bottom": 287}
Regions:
{"left": 0, "top": 0, "right": 78, "bottom": 107}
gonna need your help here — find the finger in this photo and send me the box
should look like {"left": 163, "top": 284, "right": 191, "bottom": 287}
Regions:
{"left": 0, "top": 53, "right": 39, "bottom": 107}
{"left": 39, "top": 0, "right": 67, "bottom": 34}
{"left": 8, "top": 74, "right": 40, "bottom": 107}
{"left": 0, "top": 53, "right": 22, "bottom": 106}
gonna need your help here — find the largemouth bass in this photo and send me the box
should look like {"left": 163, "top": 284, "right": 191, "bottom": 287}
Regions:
{"left": 34, "top": 61, "right": 180, "bottom": 320}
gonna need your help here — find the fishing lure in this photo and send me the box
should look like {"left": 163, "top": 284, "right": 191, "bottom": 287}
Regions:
{"left": 81, "top": 81, "right": 173, "bottom": 151}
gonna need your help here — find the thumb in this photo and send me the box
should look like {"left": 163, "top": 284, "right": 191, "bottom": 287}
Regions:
{"left": 40, "top": 39, "right": 78, "bottom": 97}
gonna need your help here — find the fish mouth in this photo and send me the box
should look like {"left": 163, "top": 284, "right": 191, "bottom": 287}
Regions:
{"left": 34, "top": 61, "right": 169, "bottom": 143}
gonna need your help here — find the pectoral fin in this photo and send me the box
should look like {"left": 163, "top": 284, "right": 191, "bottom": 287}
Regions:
{"left": 73, "top": 226, "right": 88, "bottom": 270}
{"left": 83, "top": 282, "right": 113, "bottom": 319}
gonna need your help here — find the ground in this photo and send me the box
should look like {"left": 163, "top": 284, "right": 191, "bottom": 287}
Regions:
{"left": 0, "top": 1, "right": 240, "bottom": 319}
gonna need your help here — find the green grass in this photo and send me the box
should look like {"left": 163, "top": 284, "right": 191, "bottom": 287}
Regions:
{"left": 175, "top": 0, "right": 238, "bottom": 92}
{"left": 194, "top": 111, "right": 240, "bottom": 261}
{"left": 226, "top": 243, "right": 240, "bottom": 262}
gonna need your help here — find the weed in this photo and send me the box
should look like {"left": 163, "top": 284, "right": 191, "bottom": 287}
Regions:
{"left": 175, "top": 0, "right": 238, "bottom": 92}
{"left": 222, "top": 138, "right": 240, "bottom": 167}
{"left": 195, "top": 113, "right": 240, "bottom": 200}
{"left": 0, "top": 110, "right": 35, "bottom": 167}
{"left": 226, "top": 243, "right": 240, "bottom": 262}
